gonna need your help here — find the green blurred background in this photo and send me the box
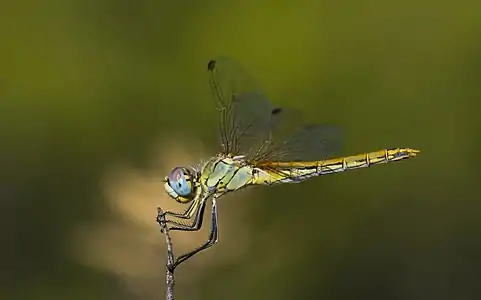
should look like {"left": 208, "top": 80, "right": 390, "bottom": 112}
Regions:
{"left": 2, "top": 1, "right": 481, "bottom": 299}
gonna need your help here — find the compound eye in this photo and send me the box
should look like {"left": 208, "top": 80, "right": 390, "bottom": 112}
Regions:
{"left": 168, "top": 167, "right": 193, "bottom": 197}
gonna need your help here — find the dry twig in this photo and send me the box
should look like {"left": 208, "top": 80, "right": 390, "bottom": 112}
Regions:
{"left": 156, "top": 207, "right": 175, "bottom": 300}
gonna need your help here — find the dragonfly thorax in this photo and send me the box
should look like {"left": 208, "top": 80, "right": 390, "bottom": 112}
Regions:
{"left": 200, "top": 155, "right": 254, "bottom": 194}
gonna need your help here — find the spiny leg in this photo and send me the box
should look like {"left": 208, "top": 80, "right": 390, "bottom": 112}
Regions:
{"left": 159, "top": 196, "right": 205, "bottom": 231}
{"left": 171, "top": 198, "right": 219, "bottom": 270}
{"left": 168, "top": 198, "right": 208, "bottom": 232}
{"left": 163, "top": 197, "right": 199, "bottom": 219}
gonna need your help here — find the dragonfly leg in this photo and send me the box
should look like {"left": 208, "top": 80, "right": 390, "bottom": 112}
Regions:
{"left": 167, "top": 199, "right": 208, "bottom": 232}
{"left": 162, "top": 197, "right": 199, "bottom": 220}
{"left": 158, "top": 197, "right": 204, "bottom": 231}
{"left": 171, "top": 198, "right": 219, "bottom": 270}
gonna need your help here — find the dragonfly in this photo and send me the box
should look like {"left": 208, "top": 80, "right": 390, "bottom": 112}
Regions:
{"left": 160, "top": 57, "right": 420, "bottom": 269}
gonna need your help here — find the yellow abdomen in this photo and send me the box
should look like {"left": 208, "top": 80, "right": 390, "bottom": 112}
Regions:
{"left": 253, "top": 148, "right": 420, "bottom": 185}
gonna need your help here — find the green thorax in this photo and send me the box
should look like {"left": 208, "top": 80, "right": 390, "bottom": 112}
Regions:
{"left": 200, "top": 155, "right": 254, "bottom": 194}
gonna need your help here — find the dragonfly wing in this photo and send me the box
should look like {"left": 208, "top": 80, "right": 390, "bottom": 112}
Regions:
{"left": 207, "top": 57, "right": 279, "bottom": 158}
{"left": 252, "top": 115, "right": 344, "bottom": 183}
{"left": 254, "top": 107, "right": 344, "bottom": 162}
{"left": 207, "top": 57, "right": 343, "bottom": 164}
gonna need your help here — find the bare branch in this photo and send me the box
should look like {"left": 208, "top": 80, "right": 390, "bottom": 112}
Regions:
{"left": 156, "top": 207, "right": 175, "bottom": 300}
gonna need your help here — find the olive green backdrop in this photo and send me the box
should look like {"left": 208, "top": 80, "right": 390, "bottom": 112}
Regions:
{"left": 1, "top": 1, "right": 480, "bottom": 300}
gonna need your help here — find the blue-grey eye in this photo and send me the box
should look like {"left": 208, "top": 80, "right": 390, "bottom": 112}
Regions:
{"left": 168, "top": 167, "right": 193, "bottom": 197}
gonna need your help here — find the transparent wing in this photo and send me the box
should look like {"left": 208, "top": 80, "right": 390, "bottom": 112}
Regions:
{"left": 208, "top": 57, "right": 278, "bottom": 158}
{"left": 253, "top": 107, "right": 344, "bottom": 163}
{"left": 207, "top": 57, "right": 344, "bottom": 163}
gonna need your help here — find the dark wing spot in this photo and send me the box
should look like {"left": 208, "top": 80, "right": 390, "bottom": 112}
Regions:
{"left": 271, "top": 108, "right": 282, "bottom": 115}
{"left": 207, "top": 60, "right": 216, "bottom": 71}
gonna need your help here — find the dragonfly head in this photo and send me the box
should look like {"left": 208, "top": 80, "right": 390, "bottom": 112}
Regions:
{"left": 164, "top": 167, "right": 197, "bottom": 204}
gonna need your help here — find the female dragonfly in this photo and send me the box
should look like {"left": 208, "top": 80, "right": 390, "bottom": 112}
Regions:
{"left": 160, "top": 57, "right": 420, "bottom": 269}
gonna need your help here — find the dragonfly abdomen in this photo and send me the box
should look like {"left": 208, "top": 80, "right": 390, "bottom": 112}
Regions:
{"left": 253, "top": 148, "right": 420, "bottom": 185}
{"left": 319, "top": 148, "right": 420, "bottom": 174}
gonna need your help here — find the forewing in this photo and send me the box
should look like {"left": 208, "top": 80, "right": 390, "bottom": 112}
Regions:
{"left": 208, "top": 57, "right": 278, "bottom": 158}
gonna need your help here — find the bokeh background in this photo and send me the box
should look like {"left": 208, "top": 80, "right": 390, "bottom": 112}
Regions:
{"left": 2, "top": 1, "right": 481, "bottom": 299}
